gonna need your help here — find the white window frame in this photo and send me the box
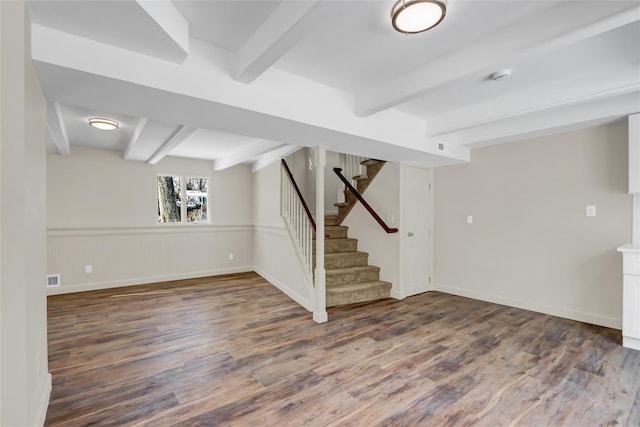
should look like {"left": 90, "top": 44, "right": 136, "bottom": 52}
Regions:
{"left": 156, "top": 174, "right": 210, "bottom": 225}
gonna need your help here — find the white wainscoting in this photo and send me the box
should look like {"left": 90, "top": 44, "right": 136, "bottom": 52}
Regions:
{"left": 253, "top": 225, "right": 313, "bottom": 311}
{"left": 47, "top": 225, "right": 254, "bottom": 294}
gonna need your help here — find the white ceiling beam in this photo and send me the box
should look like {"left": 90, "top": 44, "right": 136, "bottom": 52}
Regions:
{"left": 31, "top": 24, "right": 470, "bottom": 166}
{"left": 46, "top": 102, "right": 70, "bottom": 156}
{"left": 213, "top": 140, "right": 283, "bottom": 171}
{"left": 251, "top": 144, "right": 302, "bottom": 173}
{"left": 147, "top": 125, "right": 195, "bottom": 164}
{"left": 235, "top": 1, "right": 347, "bottom": 84}
{"left": 436, "top": 91, "right": 640, "bottom": 149}
{"left": 427, "top": 77, "right": 640, "bottom": 138}
{"left": 355, "top": 4, "right": 640, "bottom": 117}
{"left": 136, "top": 1, "right": 189, "bottom": 58}
{"left": 124, "top": 117, "right": 148, "bottom": 160}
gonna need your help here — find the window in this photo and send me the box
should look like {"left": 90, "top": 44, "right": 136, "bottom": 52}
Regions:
{"left": 157, "top": 175, "right": 208, "bottom": 224}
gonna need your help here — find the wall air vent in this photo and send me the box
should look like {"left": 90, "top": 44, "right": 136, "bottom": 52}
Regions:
{"left": 47, "top": 274, "right": 61, "bottom": 288}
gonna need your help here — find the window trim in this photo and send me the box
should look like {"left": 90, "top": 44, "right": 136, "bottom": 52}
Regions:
{"left": 156, "top": 174, "right": 210, "bottom": 225}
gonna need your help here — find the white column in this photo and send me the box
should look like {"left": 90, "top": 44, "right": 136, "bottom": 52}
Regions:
{"left": 313, "top": 146, "right": 328, "bottom": 323}
{"left": 630, "top": 114, "right": 640, "bottom": 245}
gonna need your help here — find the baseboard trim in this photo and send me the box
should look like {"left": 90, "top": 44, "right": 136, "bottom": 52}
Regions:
{"left": 623, "top": 336, "right": 640, "bottom": 351}
{"left": 35, "top": 373, "right": 52, "bottom": 426}
{"left": 254, "top": 267, "right": 313, "bottom": 312}
{"left": 434, "top": 283, "right": 621, "bottom": 330}
{"left": 390, "top": 287, "right": 405, "bottom": 300}
{"left": 46, "top": 267, "right": 253, "bottom": 295}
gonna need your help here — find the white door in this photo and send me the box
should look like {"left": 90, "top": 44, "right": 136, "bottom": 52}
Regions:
{"left": 402, "top": 166, "right": 432, "bottom": 297}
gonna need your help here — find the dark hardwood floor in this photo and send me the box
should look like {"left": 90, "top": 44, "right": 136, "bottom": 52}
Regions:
{"left": 45, "top": 272, "right": 640, "bottom": 426}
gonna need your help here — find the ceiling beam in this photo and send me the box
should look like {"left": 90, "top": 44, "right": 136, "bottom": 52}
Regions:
{"left": 31, "top": 24, "right": 470, "bottom": 166}
{"left": 235, "top": 1, "right": 347, "bottom": 84}
{"left": 124, "top": 117, "right": 148, "bottom": 160}
{"left": 147, "top": 125, "right": 195, "bottom": 164}
{"left": 212, "top": 140, "right": 283, "bottom": 171}
{"left": 355, "top": 4, "right": 640, "bottom": 117}
{"left": 435, "top": 91, "right": 640, "bottom": 148}
{"left": 427, "top": 76, "right": 640, "bottom": 138}
{"left": 136, "top": 0, "right": 189, "bottom": 58}
{"left": 251, "top": 144, "right": 301, "bottom": 173}
{"left": 46, "top": 102, "right": 70, "bottom": 156}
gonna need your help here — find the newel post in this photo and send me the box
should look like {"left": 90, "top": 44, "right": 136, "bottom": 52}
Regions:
{"left": 313, "top": 146, "right": 328, "bottom": 323}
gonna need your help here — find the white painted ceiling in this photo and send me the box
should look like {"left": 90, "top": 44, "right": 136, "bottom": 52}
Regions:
{"left": 28, "top": 0, "right": 640, "bottom": 170}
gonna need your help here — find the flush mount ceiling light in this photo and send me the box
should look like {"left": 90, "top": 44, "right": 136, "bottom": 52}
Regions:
{"left": 391, "top": 0, "right": 447, "bottom": 34}
{"left": 88, "top": 117, "right": 119, "bottom": 131}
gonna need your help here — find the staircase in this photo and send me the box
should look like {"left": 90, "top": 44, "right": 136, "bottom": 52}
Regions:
{"left": 315, "top": 215, "right": 392, "bottom": 307}
{"left": 334, "top": 159, "right": 385, "bottom": 225}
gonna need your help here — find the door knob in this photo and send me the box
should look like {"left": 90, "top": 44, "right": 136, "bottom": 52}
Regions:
{"left": 407, "top": 232, "right": 414, "bottom": 237}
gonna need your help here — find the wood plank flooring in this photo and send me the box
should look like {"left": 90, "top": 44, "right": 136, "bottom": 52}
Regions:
{"left": 45, "top": 272, "right": 640, "bottom": 426}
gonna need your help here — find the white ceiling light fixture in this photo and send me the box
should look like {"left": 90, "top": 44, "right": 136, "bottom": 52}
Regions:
{"left": 391, "top": 0, "right": 447, "bottom": 34}
{"left": 88, "top": 117, "right": 119, "bottom": 131}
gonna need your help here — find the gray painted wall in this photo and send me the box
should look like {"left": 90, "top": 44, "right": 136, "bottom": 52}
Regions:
{"left": 434, "top": 122, "right": 631, "bottom": 328}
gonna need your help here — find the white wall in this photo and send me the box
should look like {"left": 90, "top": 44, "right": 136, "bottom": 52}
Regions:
{"left": 1, "top": 1, "right": 51, "bottom": 424}
{"left": 434, "top": 122, "right": 631, "bottom": 329}
{"left": 252, "top": 161, "right": 312, "bottom": 310}
{"left": 343, "top": 161, "right": 401, "bottom": 292}
{"left": 47, "top": 146, "right": 254, "bottom": 293}
{"left": 285, "top": 147, "right": 341, "bottom": 217}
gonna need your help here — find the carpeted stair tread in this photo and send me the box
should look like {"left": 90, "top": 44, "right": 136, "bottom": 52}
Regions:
{"left": 361, "top": 159, "right": 383, "bottom": 166}
{"left": 315, "top": 238, "right": 358, "bottom": 253}
{"left": 314, "top": 251, "right": 369, "bottom": 269}
{"left": 326, "top": 281, "right": 392, "bottom": 307}
{"left": 314, "top": 225, "right": 348, "bottom": 239}
{"left": 325, "top": 215, "right": 340, "bottom": 226}
{"left": 326, "top": 265, "right": 380, "bottom": 286}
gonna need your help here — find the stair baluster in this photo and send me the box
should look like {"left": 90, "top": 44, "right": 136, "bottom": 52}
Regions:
{"left": 280, "top": 160, "right": 315, "bottom": 288}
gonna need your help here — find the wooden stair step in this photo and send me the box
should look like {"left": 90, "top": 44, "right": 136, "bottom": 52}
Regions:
{"left": 326, "top": 281, "right": 392, "bottom": 307}
{"left": 326, "top": 265, "right": 380, "bottom": 286}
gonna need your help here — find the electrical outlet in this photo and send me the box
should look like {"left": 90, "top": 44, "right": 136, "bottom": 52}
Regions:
{"left": 85, "top": 265, "right": 93, "bottom": 274}
{"left": 228, "top": 253, "right": 234, "bottom": 261}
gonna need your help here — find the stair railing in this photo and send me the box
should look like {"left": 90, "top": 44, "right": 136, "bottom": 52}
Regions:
{"left": 333, "top": 167, "right": 399, "bottom": 234}
{"left": 281, "top": 159, "right": 315, "bottom": 286}
{"left": 343, "top": 154, "right": 365, "bottom": 188}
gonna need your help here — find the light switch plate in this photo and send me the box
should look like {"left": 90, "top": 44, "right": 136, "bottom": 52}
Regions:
{"left": 466, "top": 215, "right": 473, "bottom": 224}
{"left": 586, "top": 205, "right": 596, "bottom": 217}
